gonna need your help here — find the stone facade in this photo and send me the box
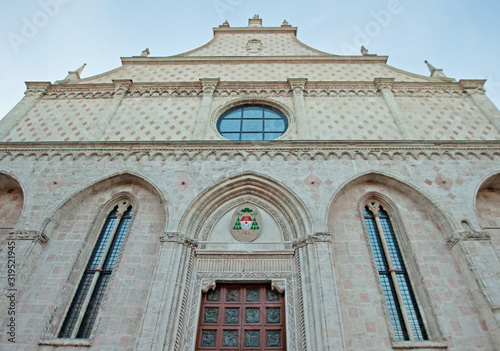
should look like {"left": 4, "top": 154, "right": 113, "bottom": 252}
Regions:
{"left": 0, "top": 17, "right": 499, "bottom": 350}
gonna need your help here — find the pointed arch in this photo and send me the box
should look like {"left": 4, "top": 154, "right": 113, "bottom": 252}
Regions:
{"left": 178, "top": 172, "right": 312, "bottom": 240}
{"left": 474, "top": 171, "right": 500, "bottom": 234}
{"left": 327, "top": 171, "right": 455, "bottom": 238}
{"left": 39, "top": 172, "right": 168, "bottom": 235}
{"left": 0, "top": 172, "right": 25, "bottom": 243}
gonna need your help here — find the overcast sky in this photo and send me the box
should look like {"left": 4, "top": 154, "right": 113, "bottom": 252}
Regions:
{"left": 1, "top": 0, "right": 500, "bottom": 120}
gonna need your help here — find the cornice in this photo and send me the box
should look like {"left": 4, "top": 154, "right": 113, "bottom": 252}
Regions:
{"left": 120, "top": 55, "right": 389, "bottom": 65}
{"left": 1, "top": 141, "right": 499, "bottom": 162}
{"left": 39, "top": 81, "right": 470, "bottom": 100}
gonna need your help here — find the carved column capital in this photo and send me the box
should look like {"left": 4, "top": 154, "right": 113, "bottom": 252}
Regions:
{"left": 448, "top": 230, "right": 491, "bottom": 248}
{"left": 374, "top": 78, "right": 395, "bottom": 91}
{"left": 201, "top": 279, "right": 217, "bottom": 293}
{"left": 8, "top": 230, "right": 48, "bottom": 246}
{"left": 160, "top": 232, "right": 198, "bottom": 248}
{"left": 459, "top": 79, "right": 486, "bottom": 95}
{"left": 112, "top": 79, "right": 133, "bottom": 95}
{"left": 25, "top": 82, "right": 52, "bottom": 97}
{"left": 271, "top": 279, "right": 286, "bottom": 293}
{"left": 287, "top": 78, "right": 307, "bottom": 94}
{"left": 200, "top": 78, "right": 220, "bottom": 96}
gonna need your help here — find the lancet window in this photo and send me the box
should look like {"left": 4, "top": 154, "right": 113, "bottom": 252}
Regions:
{"left": 58, "top": 202, "right": 133, "bottom": 339}
{"left": 363, "top": 200, "right": 427, "bottom": 341}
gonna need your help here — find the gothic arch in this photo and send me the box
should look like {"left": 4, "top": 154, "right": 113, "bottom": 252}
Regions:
{"left": 327, "top": 171, "right": 455, "bottom": 238}
{"left": 474, "top": 171, "right": 500, "bottom": 233}
{"left": 0, "top": 172, "right": 25, "bottom": 243}
{"left": 178, "top": 172, "right": 312, "bottom": 240}
{"left": 39, "top": 172, "right": 168, "bottom": 235}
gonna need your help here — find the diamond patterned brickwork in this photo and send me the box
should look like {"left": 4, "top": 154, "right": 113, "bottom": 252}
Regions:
{"left": 79, "top": 63, "right": 430, "bottom": 84}
{"left": 4, "top": 99, "right": 105, "bottom": 142}
{"left": 396, "top": 96, "right": 500, "bottom": 140}
{"left": 307, "top": 97, "right": 403, "bottom": 140}
{"left": 0, "top": 188, "right": 23, "bottom": 245}
{"left": 185, "top": 32, "right": 321, "bottom": 57}
{"left": 101, "top": 97, "right": 201, "bottom": 141}
{"left": 476, "top": 188, "right": 500, "bottom": 257}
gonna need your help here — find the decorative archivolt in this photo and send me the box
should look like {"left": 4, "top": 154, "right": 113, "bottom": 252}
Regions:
{"left": 178, "top": 173, "right": 312, "bottom": 241}
{"left": 1, "top": 143, "right": 500, "bottom": 162}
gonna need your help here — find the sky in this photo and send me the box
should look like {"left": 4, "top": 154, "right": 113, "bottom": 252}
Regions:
{"left": 1, "top": 0, "right": 500, "bottom": 120}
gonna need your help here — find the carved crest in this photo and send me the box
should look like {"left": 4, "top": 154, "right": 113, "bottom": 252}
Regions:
{"left": 246, "top": 39, "right": 263, "bottom": 53}
{"left": 230, "top": 204, "right": 262, "bottom": 242}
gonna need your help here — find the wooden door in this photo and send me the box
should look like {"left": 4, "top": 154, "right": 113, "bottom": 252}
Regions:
{"left": 196, "top": 284, "right": 286, "bottom": 350}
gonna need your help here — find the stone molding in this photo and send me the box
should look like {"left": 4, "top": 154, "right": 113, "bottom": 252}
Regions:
{"left": 160, "top": 232, "right": 198, "bottom": 248}
{"left": 1, "top": 141, "right": 499, "bottom": 162}
{"left": 34, "top": 80, "right": 474, "bottom": 100}
{"left": 292, "top": 232, "right": 332, "bottom": 249}
{"left": 8, "top": 230, "right": 48, "bottom": 246}
{"left": 447, "top": 230, "right": 491, "bottom": 248}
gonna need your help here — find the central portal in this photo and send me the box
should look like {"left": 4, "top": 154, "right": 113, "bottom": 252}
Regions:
{"left": 196, "top": 284, "right": 286, "bottom": 350}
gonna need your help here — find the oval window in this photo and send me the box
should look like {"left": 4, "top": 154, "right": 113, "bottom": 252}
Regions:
{"left": 217, "top": 105, "right": 288, "bottom": 141}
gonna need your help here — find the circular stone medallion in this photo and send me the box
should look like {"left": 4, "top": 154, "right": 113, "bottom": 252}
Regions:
{"left": 230, "top": 204, "right": 262, "bottom": 242}
{"left": 246, "top": 39, "right": 263, "bottom": 53}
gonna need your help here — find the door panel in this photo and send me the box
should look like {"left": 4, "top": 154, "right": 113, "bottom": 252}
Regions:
{"left": 196, "top": 284, "right": 286, "bottom": 350}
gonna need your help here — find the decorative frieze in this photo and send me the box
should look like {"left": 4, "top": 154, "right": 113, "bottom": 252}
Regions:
{"left": 8, "top": 230, "right": 48, "bottom": 246}
{"left": 1, "top": 141, "right": 500, "bottom": 162}
{"left": 160, "top": 232, "right": 198, "bottom": 248}
{"left": 447, "top": 230, "right": 491, "bottom": 248}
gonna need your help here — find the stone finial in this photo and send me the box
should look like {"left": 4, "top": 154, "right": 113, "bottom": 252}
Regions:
{"left": 60, "top": 63, "right": 86, "bottom": 82}
{"left": 249, "top": 14, "right": 262, "bottom": 27}
{"left": 424, "top": 60, "right": 454, "bottom": 81}
{"left": 361, "top": 46, "right": 369, "bottom": 56}
{"left": 281, "top": 19, "right": 291, "bottom": 27}
{"left": 221, "top": 20, "right": 230, "bottom": 27}
{"left": 141, "top": 48, "right": 150, "bottom": 57}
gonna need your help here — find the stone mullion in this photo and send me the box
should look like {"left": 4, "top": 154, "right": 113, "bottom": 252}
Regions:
{"left": 93, "top": 79, "right": 132, "bottom": 141}
{"left": 288, "top": 78, "right": 311, "bottom": 139}
{"left": 70, "top": 210, "right": 123, "bottom": 338}
{"left": 451, "top": 235, "right": 500, "bottom": 346}
{"left": 373, "top": 213, "right": 415, "bottom": 341}
{"left": 374, "top": 78, "right": 411, "bottom": 140}
{"left": 0, "top": 82, "right": 51, "bottom": 141}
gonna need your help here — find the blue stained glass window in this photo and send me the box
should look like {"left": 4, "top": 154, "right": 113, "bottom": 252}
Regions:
{"left": 217, "top": 105, "right": 288, "bottom": 141}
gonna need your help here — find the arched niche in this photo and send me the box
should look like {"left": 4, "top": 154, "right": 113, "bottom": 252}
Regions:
{"left": 178, "top": 173, "right": 312, "bottom": 247}
{"left": 475, "top": 173, "right": 500, "bottom": 256}
{"left": 0, "top": 173, "right": 24, "bottom": 245}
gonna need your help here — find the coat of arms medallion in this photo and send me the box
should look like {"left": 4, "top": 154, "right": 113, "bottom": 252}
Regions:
{"left": 230, "top": 204, "right": 262, "bottom": 242}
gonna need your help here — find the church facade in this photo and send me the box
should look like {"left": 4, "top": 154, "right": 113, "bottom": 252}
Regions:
{"left": 0, "top": 16, "right": 499, "bottom": 350}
